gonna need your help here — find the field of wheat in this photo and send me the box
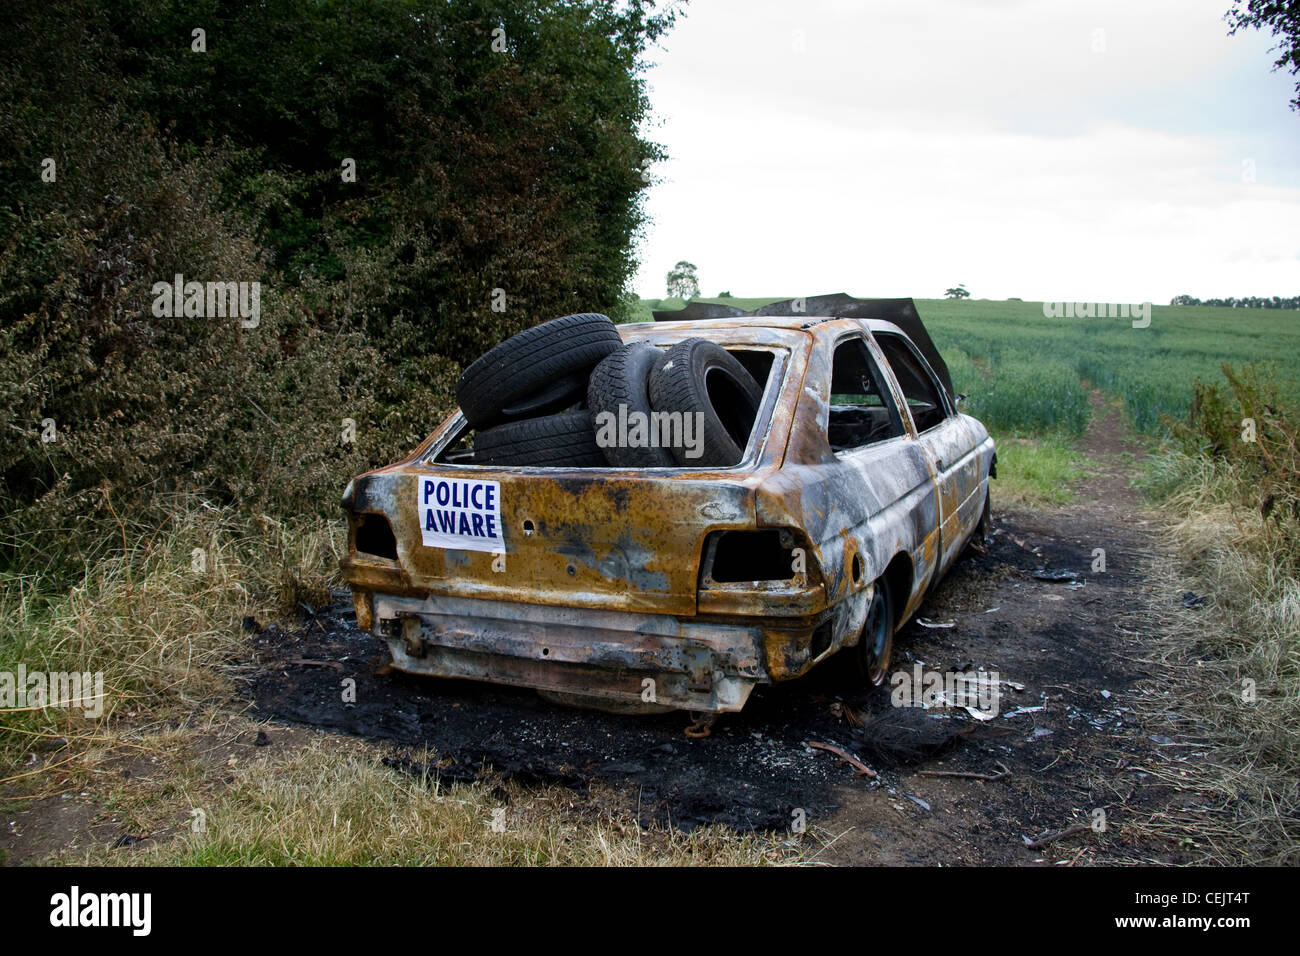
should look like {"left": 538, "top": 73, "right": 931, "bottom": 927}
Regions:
{"left": 641, "top": 296, "right": 1300, "bottom": 439}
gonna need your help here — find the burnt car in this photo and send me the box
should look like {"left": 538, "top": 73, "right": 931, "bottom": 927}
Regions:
{"left": 340, "top": 295, "right": 996, "bottom": 714}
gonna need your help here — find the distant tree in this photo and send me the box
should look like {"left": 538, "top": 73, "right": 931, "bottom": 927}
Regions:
{"left": 944, "top": 284, "right": 970, "bottom": 299}
{"left": 1226, "top": 1, "right": 1300, "bottom": 111}
{"left": 1171, "top": 294, "right": 1200, "bottom": 305}
{"left": 717, "top": 290, "right": 732, "bottom": 298}
{"left": 666, "top": 261, "right": 700, "bottom": 299}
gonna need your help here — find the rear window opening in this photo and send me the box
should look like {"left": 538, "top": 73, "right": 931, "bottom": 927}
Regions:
{"left": 436, "top": 429, "right": 477, "bottom": 464}
{"left": 430, "top": 346, "right": 779, "bottom": 467}
{"left": 729, "top": 350, "right": 774, "bottom": 392}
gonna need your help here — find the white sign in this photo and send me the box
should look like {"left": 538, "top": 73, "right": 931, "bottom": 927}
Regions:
{"left": 419, "top": 477, "right": 504, "bottom": 553}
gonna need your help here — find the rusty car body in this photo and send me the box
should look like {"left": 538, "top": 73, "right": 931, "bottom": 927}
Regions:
{"left": 340, "top": 296, "right": 996, "bottom": 714}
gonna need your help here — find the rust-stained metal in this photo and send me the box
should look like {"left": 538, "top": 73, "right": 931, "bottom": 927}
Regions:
{"left": 340, "top": 310, "right": 996, "bottom": 714}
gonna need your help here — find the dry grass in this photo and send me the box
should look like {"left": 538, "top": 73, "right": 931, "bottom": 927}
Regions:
{"left": 1, "top": 499, "right": 337, "bottom": 860}
{"left": 14, "top": 715, "right": 793, "bottom": 867}
{"left": 1129, "top": 452, "right": 1300, "bottom": 864}
{"left": 1, "top": 497, "right": 343, "bottom": 770}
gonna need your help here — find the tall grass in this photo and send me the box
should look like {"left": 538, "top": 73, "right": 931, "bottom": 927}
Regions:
{"left": 962, "top": 350, "right": 1089, "bottom": 437}
{"left": 1128, "top": 366, "right": 1300, "bottom": 863}
{"left": 919, "top": 298, "right": 1300, "bottom": 437}
{"left": 0, "top": 498, "right": 343, "bottom": 762}
{"left": 1136, "top": 452, "right": 1300, "bottom": 863}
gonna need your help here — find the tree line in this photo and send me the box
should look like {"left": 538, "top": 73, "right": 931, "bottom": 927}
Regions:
{"left": 1170, "top": 295, "right": 1300, "bottom": 309}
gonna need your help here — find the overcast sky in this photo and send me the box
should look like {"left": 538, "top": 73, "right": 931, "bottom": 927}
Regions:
{"left": 631, "top": 0, "right": 1299, "bottom": 303}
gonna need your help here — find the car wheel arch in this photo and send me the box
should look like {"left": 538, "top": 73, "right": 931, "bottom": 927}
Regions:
{"left": 882, "top": 552, "right": 914, "bottom": 626}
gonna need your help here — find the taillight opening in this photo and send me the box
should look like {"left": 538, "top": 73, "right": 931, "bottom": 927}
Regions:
{"left": 702, "top": 529, "right": 810, "bottom": 586}
{"left": 354, "top": 513, "right": 397, "bottom": 560}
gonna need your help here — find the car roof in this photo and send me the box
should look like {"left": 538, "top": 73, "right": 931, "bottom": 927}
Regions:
{"left": 643, "top": 294, "right": 954, "bottom": 399}
{"left": 620, "top": 316, "right": 907, "bottom": 335}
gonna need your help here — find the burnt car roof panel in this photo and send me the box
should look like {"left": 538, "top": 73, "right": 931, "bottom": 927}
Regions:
{"left": 649, "top": 294, "right": 954, "bottom": 401}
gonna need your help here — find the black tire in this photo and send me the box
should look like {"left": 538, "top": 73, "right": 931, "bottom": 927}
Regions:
{"left": 456, "top": 313, "right": 622, "bottom": 428}
{"left": 473, "top": 410, "right": 607, "bottom": 467}
{"left": 499, "top": 370, "right": 588, "bottom": 419}
{"left": 851, "top": 579, "right": 895, "bottom": 687}
{"left": 647, "top": 338, "right": 763, "bottom": 467}
{"left": 587, "top": 343, "right": 675, "bottom": 467}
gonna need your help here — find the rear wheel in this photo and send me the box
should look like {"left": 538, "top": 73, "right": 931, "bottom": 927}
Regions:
{"left": 852, "top": 579, "right": 894, "bottom": 687}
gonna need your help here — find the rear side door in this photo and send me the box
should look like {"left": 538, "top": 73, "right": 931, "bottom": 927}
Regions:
{"left": 871, "top": 330, "right": 980, "bottom": 577}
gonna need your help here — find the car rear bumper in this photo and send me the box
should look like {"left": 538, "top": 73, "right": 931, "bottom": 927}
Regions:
{"left": 369, "top": 592, "right": 774, "bottom": 712}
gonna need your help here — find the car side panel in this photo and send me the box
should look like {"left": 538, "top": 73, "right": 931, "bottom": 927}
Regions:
{"left": 756, "top": 323, "right": 942, "bottom": 657}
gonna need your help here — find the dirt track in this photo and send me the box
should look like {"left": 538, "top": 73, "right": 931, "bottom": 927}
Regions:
{"left": 248, "top": 394, "right": 1196, "bottom": 864}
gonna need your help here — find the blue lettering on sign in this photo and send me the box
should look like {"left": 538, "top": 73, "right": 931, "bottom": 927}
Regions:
{"left": 418, "top": 477, "right": 504, "bottom": 553}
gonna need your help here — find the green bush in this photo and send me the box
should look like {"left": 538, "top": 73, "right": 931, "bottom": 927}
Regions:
{"left": 0, "top": 0, "right": 675, "bottom": 575}
{"left": 1163, "top": 363, "right": 1300, "bottom": 533}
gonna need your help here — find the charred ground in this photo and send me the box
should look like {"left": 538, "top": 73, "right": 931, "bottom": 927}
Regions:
{"left": 246, "top": 398, "right": 1195, "bottom": 864}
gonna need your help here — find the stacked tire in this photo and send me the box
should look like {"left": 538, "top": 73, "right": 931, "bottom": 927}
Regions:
{"left": 456, "top": 313, "right": 763, "bottom": 468}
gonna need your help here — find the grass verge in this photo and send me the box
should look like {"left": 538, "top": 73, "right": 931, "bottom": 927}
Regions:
{"left": 56, "top": 724, "right": 792, "bottom": 866}
{"left": 989, "top": 435, "right": 1093, "bottom": 509}
{"left": 1, "top": 497, "right": 340, "bottom": 754}
{"left": 1130, "top": 452, "right": 1300, "bottom": 864}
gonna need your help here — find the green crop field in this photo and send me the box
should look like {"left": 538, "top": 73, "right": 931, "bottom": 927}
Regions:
{"left": 642, "top": 296, "right": 1300, "bottom": 440}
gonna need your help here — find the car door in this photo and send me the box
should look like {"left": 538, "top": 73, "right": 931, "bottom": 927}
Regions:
{"left": 821, "top": 331, "right": 940, "bottom": 603}
{"left": 871, "top": 330, "right": 980, "bottom": 577}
